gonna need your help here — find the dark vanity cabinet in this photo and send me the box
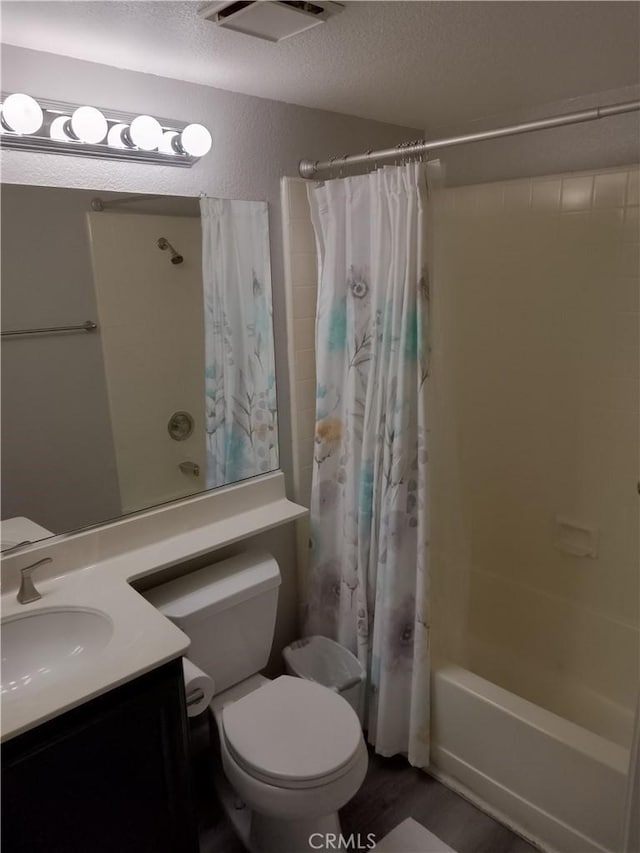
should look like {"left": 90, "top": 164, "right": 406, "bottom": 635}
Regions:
{"left": 1, "top": 659, "right": 199, "bottom": 853}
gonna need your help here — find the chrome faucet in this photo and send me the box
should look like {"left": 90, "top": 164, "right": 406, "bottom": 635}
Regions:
{"left": 17, "top": 558, "right": 53, "bottom": 604}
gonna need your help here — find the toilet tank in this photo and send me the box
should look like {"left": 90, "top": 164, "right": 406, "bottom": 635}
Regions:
{"left": 145, "top": 552, "right": 280, "bottom": 693}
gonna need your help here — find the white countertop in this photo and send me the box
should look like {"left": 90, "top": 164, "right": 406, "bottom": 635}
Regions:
{"left": 1, "top": 566, "right": 190, "bottom": 742}
{"left": 1, "top": 476, "right": 306, "bottom": 742}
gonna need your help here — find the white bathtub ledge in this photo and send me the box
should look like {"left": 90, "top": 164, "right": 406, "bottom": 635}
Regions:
{"left": 432, "top": 665, "right": 628, "bottom": 853}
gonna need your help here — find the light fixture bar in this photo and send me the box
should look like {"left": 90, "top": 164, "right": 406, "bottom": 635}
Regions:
{"left": 0, "top": 94, "right": 211, "bottom": 168}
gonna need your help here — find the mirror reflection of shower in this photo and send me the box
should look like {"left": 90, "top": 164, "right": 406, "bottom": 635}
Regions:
{"left": 157, "top": 236, "right": 183, "bottom": 265}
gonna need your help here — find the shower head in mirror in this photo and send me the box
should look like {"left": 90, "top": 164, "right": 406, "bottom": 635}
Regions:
{"left": 157, "top": 237, "right": 184, "bottom": 265}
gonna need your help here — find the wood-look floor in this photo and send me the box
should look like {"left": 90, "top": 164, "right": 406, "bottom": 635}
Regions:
{"left": 340, "top": 751, "right": 538, "bottom": 853}
{"left": 192, "top": 722, "right": 539, "bottom": 853}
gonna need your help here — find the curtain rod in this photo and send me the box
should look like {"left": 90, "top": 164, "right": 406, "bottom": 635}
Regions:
{"left": 91, "top": 194, "right": 165, "bottom": 211}
{"left": 298, "top": 99, "right": 640, "bottom": 179}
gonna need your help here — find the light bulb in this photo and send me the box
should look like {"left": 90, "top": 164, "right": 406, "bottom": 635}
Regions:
{"left": 159, "top": 130, "right": 179, "bottom": 154}
{"left": 179, "top": 123, "right": 212, "bottom": 157}
{"left": 107, "top": 122, "right": 128, "bottom": 149}
{"left": 49, "top": 115, "right": 73, "bottom": 141}
{"left": 1, "top": 93, "right": 43, "bottom": 134}
{"left": 128, "top": 115, "right": 162, "bottom": 151}
{"left": 70, "top": 106, "right": 107, "bottom": 144}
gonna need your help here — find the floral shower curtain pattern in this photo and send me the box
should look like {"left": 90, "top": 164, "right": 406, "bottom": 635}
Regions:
{"left": 306, "top": 163, "right": 433, "bottom": 768}
{"left": 200, "top": 197, "right": 278, "bottom": 488}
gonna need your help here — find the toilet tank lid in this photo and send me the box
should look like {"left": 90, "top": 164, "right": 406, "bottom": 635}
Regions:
{"left": 145, "top": 551, "right": 280, "bottom": 621}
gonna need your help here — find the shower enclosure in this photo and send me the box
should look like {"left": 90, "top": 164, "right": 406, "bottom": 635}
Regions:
{"left": 285, "top": 135, "right": 639, "bottom": 853}
{"left": 429, "top": 165, "right": 639, "bottom": 853}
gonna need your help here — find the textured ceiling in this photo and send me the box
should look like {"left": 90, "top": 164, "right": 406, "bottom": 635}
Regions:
{"left": 1, "top": 1, "right": 639, "bottom": 130}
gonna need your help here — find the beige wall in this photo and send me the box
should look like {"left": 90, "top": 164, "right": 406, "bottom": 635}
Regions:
{"left": 440, "top": 166, "right": 639, "bottom": 745}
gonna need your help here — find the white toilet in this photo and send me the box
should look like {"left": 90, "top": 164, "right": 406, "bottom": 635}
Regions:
{"left": 146, "top": 552, "right": 368, "bottom": 853}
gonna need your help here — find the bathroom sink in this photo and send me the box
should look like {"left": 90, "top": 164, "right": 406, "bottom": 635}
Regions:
{"left": 1, "top": 608, "right": 114, "bottom": 701}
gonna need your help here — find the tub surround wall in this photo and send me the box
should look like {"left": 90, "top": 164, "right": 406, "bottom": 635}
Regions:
{"left": 440, "top": 166, "right": 640, "bottom": 745}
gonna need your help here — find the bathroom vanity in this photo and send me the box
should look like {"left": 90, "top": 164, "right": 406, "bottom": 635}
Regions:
{"left": 1, "top": 659, "right": 197, "bottom": 853}
{"left": 0, "top": 472, "right": 307, "bottom": 852}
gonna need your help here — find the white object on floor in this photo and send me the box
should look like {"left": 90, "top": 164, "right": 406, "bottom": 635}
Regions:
{"left": 283, "top": 635, "right": 365, "bottom": 723}
{"left": 376, "top": 818, "right": 456, "bottom": 853}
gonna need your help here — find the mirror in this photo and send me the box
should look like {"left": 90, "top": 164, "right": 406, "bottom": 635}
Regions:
{"left": 1, "top": 185, "right": 279, "bottom": 548}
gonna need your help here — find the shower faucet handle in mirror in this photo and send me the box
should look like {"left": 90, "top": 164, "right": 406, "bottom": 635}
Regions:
{"left": 168, "top": 411, "right": 195, "bottom": 441}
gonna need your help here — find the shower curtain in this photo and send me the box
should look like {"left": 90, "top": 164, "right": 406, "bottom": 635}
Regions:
{"left": 306, "top": 162, "right": 434, "bottom": 767}
{"left": 200, "top": 197, "right": 277, "bottom": 488}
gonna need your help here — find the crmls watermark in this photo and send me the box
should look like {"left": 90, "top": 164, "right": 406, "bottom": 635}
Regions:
{"left": 308, "top": 832, "right": 377, "bottom": 850}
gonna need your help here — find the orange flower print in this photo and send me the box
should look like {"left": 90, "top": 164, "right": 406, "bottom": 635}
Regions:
{"left": 314, "top": 417, "right": 343, "bottom": 464}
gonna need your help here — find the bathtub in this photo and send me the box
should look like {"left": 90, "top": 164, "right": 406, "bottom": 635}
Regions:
{"left": 430, "top": 666, "right": 630, "bottom": 853}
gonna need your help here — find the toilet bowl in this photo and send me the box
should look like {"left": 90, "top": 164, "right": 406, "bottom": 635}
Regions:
{"left": 211, "top": 674, "right": 368, "bottom": 852}
{"left": 145, "top": 552, "right": 368, "bottom": 853}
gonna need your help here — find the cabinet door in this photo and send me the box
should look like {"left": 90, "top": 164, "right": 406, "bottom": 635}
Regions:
{"left": 2, "top": 660, "right": 198, "bottom": 853}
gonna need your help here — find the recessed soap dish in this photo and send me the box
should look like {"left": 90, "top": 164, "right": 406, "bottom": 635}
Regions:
{"left": 554, "top": 516, "right": 599, "bottom": 558}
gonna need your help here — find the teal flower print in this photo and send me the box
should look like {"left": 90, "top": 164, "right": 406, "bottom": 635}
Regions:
{"left": 327, "top": 297, "right": 347, "bottom": 351}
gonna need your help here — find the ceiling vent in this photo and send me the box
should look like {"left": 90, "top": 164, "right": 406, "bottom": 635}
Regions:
{"left": 198, "top": 1, "right": 343, "bottom": 42}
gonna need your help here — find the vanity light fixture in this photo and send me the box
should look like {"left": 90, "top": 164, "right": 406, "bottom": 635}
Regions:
{"left": 0, "top": 93, "right": 212, "bottom": 167}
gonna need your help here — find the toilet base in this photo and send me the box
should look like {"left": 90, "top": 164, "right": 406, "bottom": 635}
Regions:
{"left": 210, "top": 750, "right": 252, "bottom": 849}
{"left": 211, "top": 754, "right": 343, "bottom": 853}
{"left": 250, "top": 811, "right": 341, "bottom": 853}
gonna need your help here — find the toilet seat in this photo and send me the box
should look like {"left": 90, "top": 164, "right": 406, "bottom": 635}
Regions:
{"left": 221, "top": 675, "right": 363, "bottom": 790}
